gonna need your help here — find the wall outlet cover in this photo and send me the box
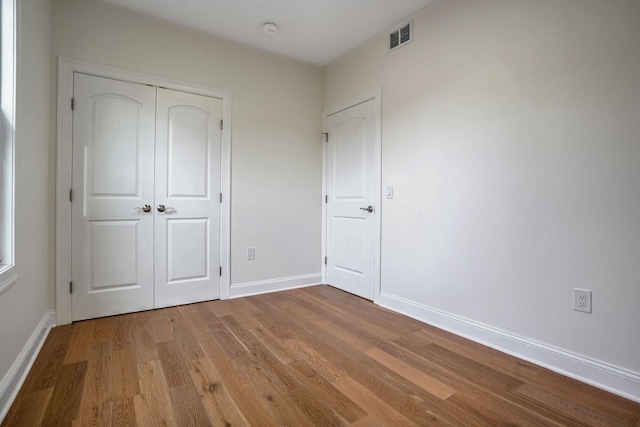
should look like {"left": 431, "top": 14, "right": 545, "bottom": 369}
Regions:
{"left": 385, "top": 185, "right": 393, "bottom": 199}
{"left": 574, "top": 288, "right": 592, "bottom": 313}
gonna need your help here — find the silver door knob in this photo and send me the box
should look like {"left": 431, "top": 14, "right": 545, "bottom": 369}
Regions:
{"left": 157, "top": 204, "right": 166, "bottom": 213}
{"left": 135, "top": 204, "right": 152, "bottom": 213}
{"left": 360, "top": 205, "right": 374, "bottom": 213}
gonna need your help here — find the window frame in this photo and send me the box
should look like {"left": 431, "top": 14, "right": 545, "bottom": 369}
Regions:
{"left": 0, "top": 0, "right": 17, "bottom": 295}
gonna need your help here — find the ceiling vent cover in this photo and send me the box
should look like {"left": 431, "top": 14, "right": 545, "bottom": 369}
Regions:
{"left": 389, "top": 20, "right": 413, "bottom": 52}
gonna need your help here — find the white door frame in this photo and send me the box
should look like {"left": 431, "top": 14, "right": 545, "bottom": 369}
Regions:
{"left": 56, "top": 57, "right": 232, "bottom": 325}
{"left": 322, "top": 88, "right": 382, "bottom": 304}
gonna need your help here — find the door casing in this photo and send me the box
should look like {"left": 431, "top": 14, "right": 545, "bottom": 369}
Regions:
{"left": 322, "top": 88, "right": 382, "bottom": 304}
{"left": 56, "top": 57, "right": 232, "bottom": 325}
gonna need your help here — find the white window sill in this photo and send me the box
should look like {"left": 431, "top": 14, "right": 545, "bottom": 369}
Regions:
{"left": 0, "top": 265, "right": 18, "bottom": 296}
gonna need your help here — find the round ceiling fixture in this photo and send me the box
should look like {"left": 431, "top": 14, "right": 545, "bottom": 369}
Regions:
{"left": 262, "top": 22, "right": 279, "bottom": 34}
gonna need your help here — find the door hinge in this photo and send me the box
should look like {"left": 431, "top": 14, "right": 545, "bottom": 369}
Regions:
{"left": 220, "top": 119, "right": 223, "bottom": 130}
{"left": 325, "top": 195, "right": 328, "bottom": 203}
{"left": 71, "top": 97, "right": 75, "bottom": 110}
{"left": 324, "top": 256, "right": 327, "bottom": 265}
{"left": 69, "top": 281, "right": 73, "bottom": 294}
{"left": 69, "top": 189, "right": 73, "bottom": 202}
{"left": 219, "top": 266, "right": 222, "bottom": 277}
{"left": 322, "top": 132, "right": 328, "bottom": 142}
{"left": 220, "top": 193, "right": 222, "bottom": 203}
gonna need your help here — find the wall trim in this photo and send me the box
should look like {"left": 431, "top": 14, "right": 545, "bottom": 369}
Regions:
{"left": 0, "top": 271, "right": 18, "bottom": 296}
{"left": 229, "top": 274, "right": 322, "bottom": 299}
{"left": 0, "top": 310, "right": 56, "bottom": 423}
{"left": 378, "top": 292, "right": 640, "bottom": 403}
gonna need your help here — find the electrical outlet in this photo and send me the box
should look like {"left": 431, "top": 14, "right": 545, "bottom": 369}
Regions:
{"left": 247, "top": 247, "right": 255, "bottom": 260}
{"left": 574, "top": 289, "right": 592, "bottom": 313}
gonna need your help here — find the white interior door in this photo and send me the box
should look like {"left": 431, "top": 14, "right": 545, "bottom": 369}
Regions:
{"left": 326, "top": 99, "right": 377, "bottom": 300}
{"left": 154, "top": 88, "right": 222, "bottom": 307}
{"left": 71, "top": 73, "right": 156, "bottom": 321}
{"left": 72, "top": 74, "right": 223, "bottom": 321}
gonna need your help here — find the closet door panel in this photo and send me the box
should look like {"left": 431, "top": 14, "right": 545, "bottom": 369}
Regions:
{"left": 71, "top": 73, "right": 156, "bottom": 321}
{"left": 154, "top": 88, "right": 222, "bottom": 307}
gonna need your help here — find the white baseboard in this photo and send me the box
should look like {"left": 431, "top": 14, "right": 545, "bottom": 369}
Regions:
{"left": 378, "top": 292, "right": 640, "bottom": 403}
{"left": 229, "top": 274, "right": 322, "bottom": 299}
{"left": 0, "top": 309, "right": 56, "bottom": 423}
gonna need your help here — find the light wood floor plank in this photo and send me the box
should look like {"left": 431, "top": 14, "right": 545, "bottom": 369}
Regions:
{"left": 76, "top": 340, "right": 112, "bottom": 426}
{"left": 136, "top": 359, "right": 176, "bottom": 425}
{"left": 108, "top": 396, "right": 136, "bottom": 427}
{"left": 169, "top": 382, "right": 213, "bottom": 427}
{"left": 210, "top": 319, "right": 316, "bottom": 425}
{"left": 187, "top": 357, "right": 250, "bottom": 427}
{"left": 0, "top": 388, "right": 53, "bottom": 426}
{"left": 63, "top": 320, "right": 94, "bottom": 365}
{"left": 41, "top": 361, "right": 87, "bottom": 426}
{"left": 365, "top": 347, "right": 456, "bottom": 400}
{"left": 20, "top": 326, "right": 74, "bottom": 394}
{"left": 287, "top": 358, "right": 368, "bottom": 423}
{"left": 3, "top": 285, "right": 639, "bottom": 426}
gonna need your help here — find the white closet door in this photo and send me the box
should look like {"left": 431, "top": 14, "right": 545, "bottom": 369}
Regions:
{"left": 154, "top": 88, "right": 222, "bottom": 307}
{"left": 71, "top": 73, "right": 156, "bottom": 321}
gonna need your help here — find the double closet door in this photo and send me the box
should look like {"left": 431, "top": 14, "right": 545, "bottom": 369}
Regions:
{"left": 71, "top": 73, "right": 222, "bottom": 321}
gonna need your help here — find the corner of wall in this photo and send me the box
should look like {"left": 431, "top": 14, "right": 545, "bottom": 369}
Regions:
{"left": 0, "top": 309, "right": 56, "bottom": 423}
{"left": 378, "top": 292, "right": 640, "bottom": 403}
{"left": 229, "top": 274, "right": 323, "bottom": 299}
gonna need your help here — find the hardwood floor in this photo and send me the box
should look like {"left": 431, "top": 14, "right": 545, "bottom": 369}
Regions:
{"left": 3, "top": 285, "right": 640, "bottom": 426}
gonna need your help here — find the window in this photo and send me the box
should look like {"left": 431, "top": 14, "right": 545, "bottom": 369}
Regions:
{"left": 0, "top": 0, "right": 16, "bottom": 294}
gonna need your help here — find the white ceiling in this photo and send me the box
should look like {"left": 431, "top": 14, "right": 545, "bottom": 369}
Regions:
{"left": 98, "top": 0, "right": 439, "bottom": 65}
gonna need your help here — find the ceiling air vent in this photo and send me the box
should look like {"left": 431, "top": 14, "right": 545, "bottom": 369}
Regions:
{"left": 389, "top": 20, "right": 413, "bottom": 52}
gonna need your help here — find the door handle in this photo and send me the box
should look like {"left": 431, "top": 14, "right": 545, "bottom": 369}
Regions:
{"left": 157, "top": 204, "right": 175, "bottom": 213}
{"left": 360, "top": 205, "right": 374, "bottom": 213}
{"left": 135, "top": 204, "right": 152, "bottom": 213}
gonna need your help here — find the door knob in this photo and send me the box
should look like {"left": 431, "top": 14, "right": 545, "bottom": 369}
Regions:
{"left": 135, "top": 204, "right": 152, "bottom": 213}
{"left": 157, "top": 204, "right": 175, "bottom": 213}
{"left": 360, "top": 205, "right": 374, "bottom": 213}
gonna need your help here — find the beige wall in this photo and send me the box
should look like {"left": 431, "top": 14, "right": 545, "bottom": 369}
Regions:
{"left": 51, "top": 0, "right": 323, "bottom": 287}
{"left": 325, "top": 0, "right": 640, "bottom": 386}
{"left": 0, "top": 0, "right": 52, "bottom": 385}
